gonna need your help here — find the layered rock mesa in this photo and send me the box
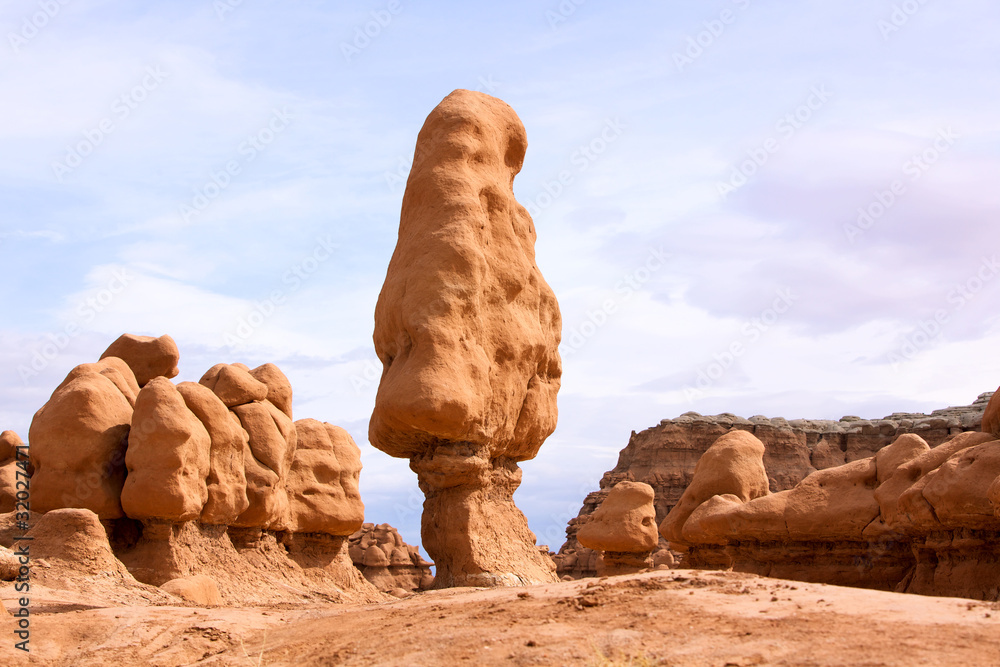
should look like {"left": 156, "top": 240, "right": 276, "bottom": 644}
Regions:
{"left": 663, "top": 388, "right": 1000, "bottom": 601}
{"left": 369, "top": 89, "right": 561, "bottom": 587}
{"left": 16, "top": 333, "right": 381, "bottom": 605}
{"left": 555, "top": 393, "right": 994, "bottom": 578}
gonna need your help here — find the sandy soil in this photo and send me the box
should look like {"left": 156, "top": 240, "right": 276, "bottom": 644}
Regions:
{"left": 3, "top": 569, "right": 1000, "bottom": 666}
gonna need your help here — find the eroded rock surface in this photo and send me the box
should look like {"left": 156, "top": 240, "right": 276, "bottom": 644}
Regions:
{"left": 659, "top": 389, "right": 1000, "bottom": 600}
{"left": 100, "top": 333, "right": 180, "bottom": 387}
{"left": 370, "top": 89, "right": 560, "bottom": 587}
{"left": 15, "top": 337, "right": 381, "bottom": 606}
{"left": 348, "top": 523, "right": 434, "bottom": 592}
{"left": 578, "top": 481, "right": 658, "bottom": 576}
{"left": 288, "top": 419, "right": 364, "bottom": 535}
{"left": 555, "top": 393, "right": 994, "bottom": 579}
{"left": 28, "top": 358, "right": 139, "bottom": 518}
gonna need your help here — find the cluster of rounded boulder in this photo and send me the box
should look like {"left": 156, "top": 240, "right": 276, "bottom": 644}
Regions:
{"left": 0, "top": 333, "right": 430, "bottom": 607}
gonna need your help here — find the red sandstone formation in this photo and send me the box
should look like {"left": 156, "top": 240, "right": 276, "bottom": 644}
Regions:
{"left": 554, "top": 394, "right": 994, "bottom": 579}
{"left": 100, "top": 333, "right": 180, "bottom": 387}
{"left": 28, "top": 357, "right": 139, "bottom": 518}
{"left": 288, "top": 419, "right": 364, "bottom": 535}
{"left": 0, "top": 431, "right": 22, "bottom": 514}
{"left": 662, "top": 388, "right": 1000, "bottom": 600}
{"left": 577, "top": 481, "right": 658, "bottom": 575}
{"left": 9, "top": 336, "right": 383, "bottom": 606}
{"left": 369, "top": 89, "right": 561, "bottom": 587}
{"left": 348, "top": 523, "right": 434, "bottom": 593}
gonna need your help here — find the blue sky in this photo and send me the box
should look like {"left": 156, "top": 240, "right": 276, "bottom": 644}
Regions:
{"left": 2, "top": 0, "right": 999, "bottom": 552}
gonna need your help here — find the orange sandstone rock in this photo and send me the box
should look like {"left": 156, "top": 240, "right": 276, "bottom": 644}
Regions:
{"left": 249, "top": 363, "right": 293, "bottom": 419}
{"left": 660, "top": 430, "right": 769, "bottom": 544}
{"left": 231, "top": 399, "right": 297, "bottom": 530}
{"left": 287, "top": 419, "right": 364, "bottom": 535}
{"left": 578, "top": 481, "right": 658, "bottom": 553}
{"left": 100, "top": 333, "right": 180, "bottom": 387}
{"left": 121, "top": 377, "right": 210, "bottom": 521}
{"left": 176, "top": 382, "right": 250, "bottom": 525}
{"left": 29, "top": 359, "right": 138, "bottom": 518}
{"left": 0, "top": 431, "right": 23, "bottom": 514}
{"left": 369, "top": 90, "right": 561, "bottom": 587}
{"left": 200, "top": 364, "right": 268, "bottom": 408}
{"left": 983, "top": 388, "right": 1000, "bottom": 437}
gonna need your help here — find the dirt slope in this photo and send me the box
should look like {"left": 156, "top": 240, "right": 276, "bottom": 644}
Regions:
{"left": 2, "top": 569, "right": 999, "bottom": 666}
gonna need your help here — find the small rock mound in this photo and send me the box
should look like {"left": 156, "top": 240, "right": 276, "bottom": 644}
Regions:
{"left": 348, "top": 523, "right": 434, "bottom": 592}
{"left": 578, "top": 481, "right": 658, "bottom": 576}
{"left": 161, "top": 574, "right": 223, "bottom": 605}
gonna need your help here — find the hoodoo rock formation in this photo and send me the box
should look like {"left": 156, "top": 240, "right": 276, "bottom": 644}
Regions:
{"left": 577, "top": 481, "right": 659, "bottom": 575}
{"left": 10, "top": 336, "right": 384, "bottom": 606}
{"left": 555, "top": 393, "right": 995, "bottom": 579}
{"left": 369, "top": 89, "right": 561, "bottom": 587}
{"left": 348, "top": 523, "right": 434, "bottom": 593}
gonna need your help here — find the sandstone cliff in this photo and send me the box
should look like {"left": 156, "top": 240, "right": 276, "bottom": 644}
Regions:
{"left": 555, "top": 393, "right": 993, "bottom": 578}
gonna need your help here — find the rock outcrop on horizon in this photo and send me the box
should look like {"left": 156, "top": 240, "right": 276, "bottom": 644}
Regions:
{"left": 577, "top": 481, "right": 659, "bottom": 576}
{"left": 11, "top": 336, "right": 382, "bottom": 606}
{"left": 369, "top": 89, "right": 561, "bottom": 588}
{"left": 555, "top": 393, "right": 995, "bottom": 579}
{"left": 662, "top": 393, "right": 1000, "bottom": 600}
{"left": 348, "top": 523, "right": 434, "bottom": 593}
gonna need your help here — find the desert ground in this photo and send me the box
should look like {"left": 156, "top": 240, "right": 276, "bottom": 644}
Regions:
{"left": 4, "top": 568, "right": 999, "bottom": 666}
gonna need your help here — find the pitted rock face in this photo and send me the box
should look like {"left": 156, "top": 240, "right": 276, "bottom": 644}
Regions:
{"left": 578, "top": 481, "right": 658, "bottom": 554}
{"left": 28, "top": 358, "right": 139, "bottom": 518}
{"left": 100, "top": 334, "right": 180, "bottom": 387}
{"left": 370, "top": 88, "right": 561, "bottom": 461}
{"left": 368, "top": 89, "right": 561, "bottom": 587}
{"left": 121, "top": 377, "right": 211, "bottom": 521}
{"left": 287, "top": 419, "right": 364, "bottom": 535}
